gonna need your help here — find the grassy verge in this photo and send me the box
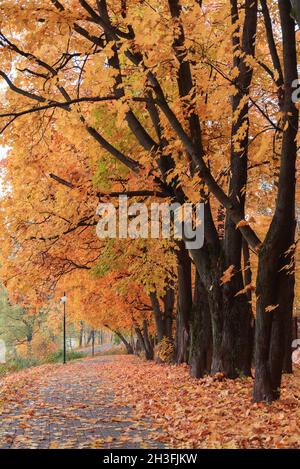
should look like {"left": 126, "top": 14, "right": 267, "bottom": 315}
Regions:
{"left": 0, "top": 350, "right": 84, "bottom": 378}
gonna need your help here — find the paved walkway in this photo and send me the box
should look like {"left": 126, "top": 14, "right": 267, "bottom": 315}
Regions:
{"left": 0, "top": 357, "right": 163, "bottom": 449}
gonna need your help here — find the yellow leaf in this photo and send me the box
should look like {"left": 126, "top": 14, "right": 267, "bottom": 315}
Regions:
{"left": 265, "top": 304, "right": 279, "bottom": 313}
{"left": 220, "top": 265, "right": 235, "bottom": 285}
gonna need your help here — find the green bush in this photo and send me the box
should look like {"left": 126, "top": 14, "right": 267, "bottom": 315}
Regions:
{"left": 113, "top": 334, "right": 121, "bottom": 345}
{"left": 0, "top": 357, "right": 39, "bottom": 377}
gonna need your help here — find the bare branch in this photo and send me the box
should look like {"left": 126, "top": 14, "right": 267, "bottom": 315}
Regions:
{"left": 49, "top": 173, "right": 75, "bottom": 189}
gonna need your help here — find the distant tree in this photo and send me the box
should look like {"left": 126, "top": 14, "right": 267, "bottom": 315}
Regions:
{"left": 0, "top": 286, "right": 43, "bottom": 356}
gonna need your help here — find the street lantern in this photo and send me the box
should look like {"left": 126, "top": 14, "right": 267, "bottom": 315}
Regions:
{"left": 60, "top": 292, "right": 67, "bottom": 364}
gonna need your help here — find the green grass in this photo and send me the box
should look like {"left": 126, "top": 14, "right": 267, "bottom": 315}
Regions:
{"left": 44, "top": 350, "right": 84, "bottom": 363}
{"left": 0, "top": 356, "right": 39, "bottom": 377}
{"left": 0, "top": 350, "right": 85, "bottom": 378}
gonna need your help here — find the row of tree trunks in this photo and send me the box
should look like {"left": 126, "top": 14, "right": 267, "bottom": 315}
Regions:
{"left": 82, "top": 0, "right": 297, "bottom": 403}
{"left": 169, "top": 0, "right": 254, "bottom": 378}
{"left": 169, "top": 1, "right": 297, "bottom": 403}
{"left": 69, "top": 0, "right": 297, "bottom": 403}
{"left": 78, "top": 323, "right": 105, "bottom": 347}
{"left": 253, "top": 0, "right": 298, "bottom": 402}
{"left": 98, "top": 0, "right": 297, "bottom": 402}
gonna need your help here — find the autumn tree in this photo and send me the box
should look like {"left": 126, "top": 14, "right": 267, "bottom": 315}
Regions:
{"left": 0, "top": 0, "right": 299, "bottom": 402}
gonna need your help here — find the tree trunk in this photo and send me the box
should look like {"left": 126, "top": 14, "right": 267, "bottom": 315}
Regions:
{"left": 104, "top": 325, "right": 134, "bottom": 354}
{"left": 163, "top": 286, "right": 175, "bottom": 340}
{"left": 135, "top": 325, "right": 153, "bottom": 360}
{"left": 86, "top": 330, "right": 93, "bottom": 346}
{"left": 78, "top": 321, "right": 84, "bottom": 347}
{"left": 190, "top": 238, "right": 224, "bottom": 375}
{"left": 282, "top": 279, "right": 294, "bottom": 374}
{"left": 292, "top": 317, "right": 298, "bottom": 340}
{"left": 253, "top": 239, "right": 295, "bottom": 401}
{"left": 150, "top": 291, "right": 167, "bottom": 342}
{"left": 115, "top": 331, "right": 134, "bottom": 355}
{"left": 175, "top": 241, "right": 192, "bottom": 363}
{"left": 142, "top": 319, "right": 154, "bottom": 359}
{"left": 189, "top": 272, "right": 212, "bottom": 378}
{"left": 243, "top": 239, "right": 255, "bottom": 372}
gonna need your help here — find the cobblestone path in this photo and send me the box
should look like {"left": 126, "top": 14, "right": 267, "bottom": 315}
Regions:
{"left": 0, "top": 356, "right": 163, "bottom": 449}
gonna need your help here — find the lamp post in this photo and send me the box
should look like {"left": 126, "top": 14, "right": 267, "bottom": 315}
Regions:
{"left": 92, "top": 330, "right": 95, "bottom": 357}
{"left": 60, "top": 293, "right": 67, "bottom": 364}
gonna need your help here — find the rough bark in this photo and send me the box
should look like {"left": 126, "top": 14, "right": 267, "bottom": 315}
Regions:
{"left": 190, "top": 231, "right": 224, "bottom": 375}
{"left": 282, "top": 283, "right": 294, "bottom": 374}
{"left": 189, "top": 272, "right": 212, "bottom": 378}
{"left": 175, "top": 241, "right": 192, "bottom": 363}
